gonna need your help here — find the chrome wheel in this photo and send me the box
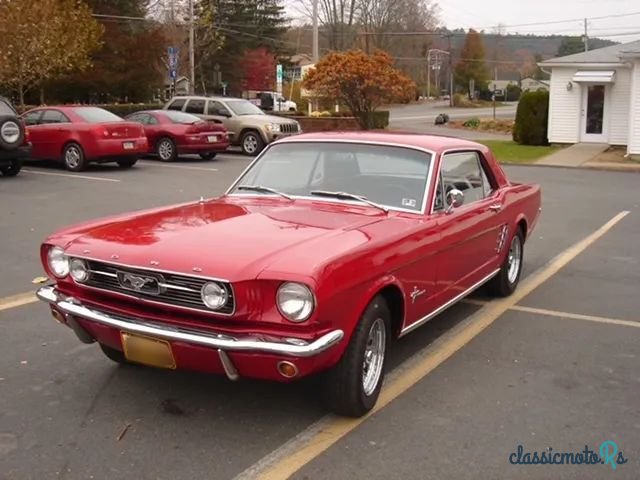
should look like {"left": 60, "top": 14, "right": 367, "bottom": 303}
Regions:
{"left": 158, "top": 139, "right": 174, "bottom": 161}
{"left": 507, "top": 235, "right": 522, "bottom": 284}
{"left": 64, "top": 146, "right": 81, "bottom": 169}
{"left": 243, "top": 134, "right": 258, "bottom": 154}
{"left": 362, "top": 317, "right": 386, "bottom": 396}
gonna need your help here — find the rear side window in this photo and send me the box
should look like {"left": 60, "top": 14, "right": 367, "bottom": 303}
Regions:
{"left": 167, "top": 98, "right": 186, "bottom": 111}
{"left": 185, "top": 99, "right": 206, "bottom": 114}
{"left": 41, "top": 110, "right": 70, "bottom": 124}
{"left": 0, "top": 99, "right": 16, "bottom": 115}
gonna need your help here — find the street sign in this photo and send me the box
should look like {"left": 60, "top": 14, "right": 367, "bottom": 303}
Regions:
{"left": 168, "top": 46, "right": 179, "bottom": 81}
{"left": 276, "top": 64, "right": 283, "bottom": 95}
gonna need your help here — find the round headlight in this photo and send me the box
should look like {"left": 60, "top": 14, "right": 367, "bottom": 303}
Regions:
{"left": 70, "top": 258, "right": 89, "bottom": 283}
{"left": 201, "top": 282, "right": 228, "bottom": 310}
{"left": 276, "top": 282, "right": 314, "bottom": 322}
{"left": 47, "top": 246, "right": 69, "bottom": 278}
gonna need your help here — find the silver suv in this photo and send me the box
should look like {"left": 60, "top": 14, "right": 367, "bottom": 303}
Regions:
{"left": 163, "top": 95, "right": 302, "bottom": 156}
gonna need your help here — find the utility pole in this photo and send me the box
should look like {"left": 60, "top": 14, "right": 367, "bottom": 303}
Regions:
{"left": 312, "top": 0, "right": 319, "bottom": 62}
{"left": 447, "top": 34, "right": 453, "bottom": 107}
{"left": 189, "top": 0, "right": 195, "bottom": 94}
{"left": 583, "top": 18, "right": 589, "bottom": 52}
{"left": 427, "top": 50, "right": 431, "bottom": 99}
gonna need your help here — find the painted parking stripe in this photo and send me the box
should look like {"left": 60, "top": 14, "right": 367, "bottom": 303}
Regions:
{"left": 235, "top": 210, "right": 630, "bottom": 480}
{"left": 138, "top": 161, "right": 218, "bottom": 172}
{"left": 510, "top": 305, "right": 640, "bottom": 329}
{"left": 0, "top": 291, "right": 37, "bottom": 312}
{"left": 22, "top": 169, "right": 120, "bottom": 183}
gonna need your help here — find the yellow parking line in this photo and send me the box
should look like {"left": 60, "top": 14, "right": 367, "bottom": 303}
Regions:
{"left": 511, "top": 305, "right": 640, "bottom": 329}
{"left": 249, "top": 210, "right": 630, "bottom": 480}
{"left": 0, "top": 291, "right": 38, "bottom": 312}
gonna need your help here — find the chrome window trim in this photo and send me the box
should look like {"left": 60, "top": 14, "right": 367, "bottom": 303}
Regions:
{"left": 430, "top": 147, "right": 493, "bottom": 215}
{"left": 67, "top": 254, "right": 236, "bottom": 317}
{"left": 225, "top": 138, "right": 438, "bottom": 216}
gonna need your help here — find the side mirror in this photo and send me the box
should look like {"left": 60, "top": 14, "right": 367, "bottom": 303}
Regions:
{"left": 445, "top": 188, "right": 464, "bottom": 212}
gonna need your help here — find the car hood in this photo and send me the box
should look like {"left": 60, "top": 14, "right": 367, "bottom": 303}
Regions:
{"left": 60, "top": 197, "right": 385, "bottom": 282}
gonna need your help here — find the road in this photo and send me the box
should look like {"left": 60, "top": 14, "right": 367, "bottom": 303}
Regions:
{"left": 387, "top": 101, "right": 517, "bottom": 139}
{"left": 1, "top": 153, "right": 639, "bottom": 480}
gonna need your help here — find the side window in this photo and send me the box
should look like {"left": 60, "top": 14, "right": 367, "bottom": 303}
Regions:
{"left": 147, "top": 114, "right": 159, "bottom": 125}
{"left": 167, "top": 99, "right": 186, "bottom": 111}
{"left": 40, "top": 110, "right": 70, "bottom": 124}
{"left": 185, "top": 99, "right": 205, "bottom": 114}
{"left": 23, "top": 111, "right": 42, "bottom": 126}
{"left": 127, "top": 113, "right": 144, "bottom": 124}
{"left": 440, "top": 151, "right": 489, "bottom": 206}
{"left": 208, "top": 100, "right": 230, "bottom": 116}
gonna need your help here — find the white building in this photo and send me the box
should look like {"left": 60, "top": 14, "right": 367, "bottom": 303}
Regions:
{"left": 539, "top": 40, "right": 640, "bottom": 156}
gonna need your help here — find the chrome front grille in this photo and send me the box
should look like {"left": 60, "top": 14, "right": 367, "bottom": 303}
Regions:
{"left": 280, "top": 123, "right": 299, "bottom": 134}
{"left": 82, "top": 260, "right": 235, "bottom": 315}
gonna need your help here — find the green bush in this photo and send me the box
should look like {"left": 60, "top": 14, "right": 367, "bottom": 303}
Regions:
{"left": 505, "top": 84, "right": 522, "bottom": 101}
{"left": 512, "top": 90, "right": 549, "bottom": 145}
{"left": 463, "top": 117, "right": 481, "bottom": 128}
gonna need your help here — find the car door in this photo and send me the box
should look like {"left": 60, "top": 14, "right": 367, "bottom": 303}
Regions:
{"left": 432, "top": 150, "right": 507, "bottom": 302}
{"left": 23, "top": 110, "right": 45, "bottom": 158}
{"left": 206, "top": 100, "right": 236, "bottom": 140}
{"left": 141, "top": 113, "right": 161, "bottom": 150}
{"left": 37, "top": 109, "right": 72, "bottom": 158}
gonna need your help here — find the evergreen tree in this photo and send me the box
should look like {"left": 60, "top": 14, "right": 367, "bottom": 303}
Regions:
{"left": 196, "top": 0, "right": 290, "bottom": 95}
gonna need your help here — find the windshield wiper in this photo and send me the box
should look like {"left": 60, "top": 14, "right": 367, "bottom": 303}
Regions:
{"left": 237, "top": 184, "right": 292, "bottom": 200}
{"left": 310, "top": 190, "right": 388, "bottom": 213}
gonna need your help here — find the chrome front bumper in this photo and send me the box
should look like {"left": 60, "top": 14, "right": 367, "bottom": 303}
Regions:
{"left": 36, "top": 286, "right": 344, "bottom": 358}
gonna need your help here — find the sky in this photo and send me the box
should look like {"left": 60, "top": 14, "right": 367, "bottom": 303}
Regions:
{"left": 436, "top": 0, "right": 640, "bottom": 42}
{"left": 286, "top": 0, "right": 640, "bottom": 43}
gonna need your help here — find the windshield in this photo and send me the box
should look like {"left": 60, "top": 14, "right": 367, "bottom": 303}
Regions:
{"left": 229, "top": 142, "right": 433, "bottom": 212}
{"left": 225, "top": 99, "right": 264, "bottom": 116}
{"left": 74, "top": 107, "right": 123, "bottom": 123}
{"left": 164, "top": 110, "right": 201, "bottom": 124}
{"left": 0, "top": 99, "right": 16, "bottom": 115}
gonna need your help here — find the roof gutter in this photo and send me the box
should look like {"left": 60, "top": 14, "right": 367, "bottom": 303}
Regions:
{"left": 537, "top": 62, "right": 627, "bottom": 68}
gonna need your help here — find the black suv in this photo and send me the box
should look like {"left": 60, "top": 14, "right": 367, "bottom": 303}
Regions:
{"left": 0, "top": 96, "right": 31, "bottom": 177}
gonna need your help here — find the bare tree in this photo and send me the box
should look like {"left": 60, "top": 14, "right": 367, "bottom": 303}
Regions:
{"left": 294, "top": 0, "right": 359, "bottom": 51}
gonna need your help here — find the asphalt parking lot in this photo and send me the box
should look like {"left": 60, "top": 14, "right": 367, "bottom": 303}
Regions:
{"left": 1, "top": 154, "right": 639, "bottom": 480}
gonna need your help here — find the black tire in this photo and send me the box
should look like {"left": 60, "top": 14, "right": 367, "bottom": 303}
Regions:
{"left": 199, "top": 152, "right": 217, "bottom": 160}
{"left": 99, "top": 343, "right": 129, "bottom": 364}
{"left": 117, "top": 157, "right": 138, "bottom": 168}
{"left": 0, "top": 159, "right": 22, "bottom": 177}
{"left": 488, "top": 226, "right": 524, "bottom": 297}
{"left": 156, "top": 137, "right": 177, "bottom": 162}
{"left": 322, "top": 295, "right": 391, "bottom": 417}
{"left": 240, "top": 130, "right": 265, "bottom": 156}
{"left": 62, "top": 142, "right": 87, "bottom": 171}
{"left": 0, "top": 116, "right": 24, "bottom": 150}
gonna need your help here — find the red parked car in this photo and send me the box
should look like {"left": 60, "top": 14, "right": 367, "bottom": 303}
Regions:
{"left": 36, "top": 132, "right": 541, "bottom": 417}
{"left": 125, "top": 110, "right": 229, "bottom": 161}
{"left": 22, "top": 106, "right": 148, "bottom": 171}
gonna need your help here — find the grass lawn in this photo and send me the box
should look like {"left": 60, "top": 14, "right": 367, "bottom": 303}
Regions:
{"left": 478, "top": 140, "right": 562, "bottom": 163}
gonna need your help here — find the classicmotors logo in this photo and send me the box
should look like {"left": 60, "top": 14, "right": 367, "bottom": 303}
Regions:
{"left": 509, "top": 440, "right": 628, "bottom": 471}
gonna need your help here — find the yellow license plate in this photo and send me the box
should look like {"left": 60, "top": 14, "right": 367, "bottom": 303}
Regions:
{"left": 121, "top": 332, "right": 176, "bottom": 369}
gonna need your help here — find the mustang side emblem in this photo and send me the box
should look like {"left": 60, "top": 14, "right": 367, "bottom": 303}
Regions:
{"left": 117, "top": 272, "right": 161, "bottom": 295}
{"left": 496, "top": 224, "right": 509, "bottom": 253}
{"left": 410, "top": 286, "right": 426, "bottom": 303}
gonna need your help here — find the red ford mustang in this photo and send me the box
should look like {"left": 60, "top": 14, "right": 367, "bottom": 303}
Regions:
{"left": 125, "top": 110, "right": 230, "bottom": 161}
{"left": 23, "top": 106, "right": 148, "bottom": 171}
{"left": 36, "top": 132, "right": 541, "bottom": 417}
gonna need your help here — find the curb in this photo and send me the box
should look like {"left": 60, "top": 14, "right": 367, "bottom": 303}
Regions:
{"left": 499, "top": 161, "right": 640, "bottom": 172}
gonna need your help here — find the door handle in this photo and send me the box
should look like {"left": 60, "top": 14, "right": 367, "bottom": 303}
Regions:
{"left": 489, "top": 204, "right": 503, "bottom": 212}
